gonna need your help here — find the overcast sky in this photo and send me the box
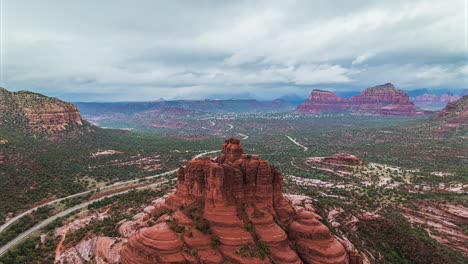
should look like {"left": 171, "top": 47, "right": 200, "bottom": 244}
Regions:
{"left": 0, "top": 0, "right": 466, "bottom": 102}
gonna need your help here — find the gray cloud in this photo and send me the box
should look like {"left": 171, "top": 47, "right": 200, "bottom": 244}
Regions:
{"left": 0, "top": 0, "right": 466, "bottom": 102}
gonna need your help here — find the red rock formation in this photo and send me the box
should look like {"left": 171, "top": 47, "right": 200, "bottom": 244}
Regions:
{"left": 434, "top": 101, "right": 457, "bottom": 119}
{"left": 118, "top": 137, "right": 361, "bottom": 264}
{"left": 0, "top": 87, "right": 87, "bottom": 134}
{"left": 433, "top": 95, "right": 468, "bottom": 125}
{"left": 296, "top": 83, "right": 419, "bottom": 116}
{"left": 323, "top": 153, "right": 362, "bottom": 166}
{"left": 296, "top": 90, "right": 348, "bottom": 113}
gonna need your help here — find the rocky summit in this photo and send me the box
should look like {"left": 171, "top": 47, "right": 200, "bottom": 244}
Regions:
{"left": 0, "top": 87, "right": 91, "bottom": 137}
{"left": 65, "top": 137, "right": 362, "bottom": 263}
{"left": 296, "top": 83, "right": 420, "bottom": 116}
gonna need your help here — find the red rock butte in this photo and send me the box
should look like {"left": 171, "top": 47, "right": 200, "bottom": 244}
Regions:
{"left": 119, "top": 137, "right": 362, "bottom": 264}
{"left": 296, "top": 83, "right": 419, "bottom": 116}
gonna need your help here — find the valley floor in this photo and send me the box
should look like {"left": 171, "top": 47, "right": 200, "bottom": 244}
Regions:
{"left": 0, "top": 113, "right": 466, "bottom": 263}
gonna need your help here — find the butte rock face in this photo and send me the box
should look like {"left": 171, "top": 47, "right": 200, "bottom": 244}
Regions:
{"left": 296, "top": 83, "right": 419, "bottom": 116}
{"left": 115, "top": 137, "right": 360, "bottom": 264}
{"left": 0, "top": 87, "right": 90, "bottom": 136}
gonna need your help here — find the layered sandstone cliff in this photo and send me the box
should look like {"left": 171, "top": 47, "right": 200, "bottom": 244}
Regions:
{"left": 119, "top": 137, "right": 359, "bottom": 263}
{"left": 0, "top": 87, "right": 87, "bottom": 135}
{"left": 65, "top": 138, "right": 362, "bottom": 263}
{"left": 296, "top": 83, "right": 419, "bottom": 116}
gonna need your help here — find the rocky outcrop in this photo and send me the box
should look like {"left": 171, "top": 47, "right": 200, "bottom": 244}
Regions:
{"left": 323, "top": 153, "right": 362, "bottom": 166}
{"left": 0, "top": 87, "right": 90, "bottom": 136}
{"left": 296, "top": 90, "right": 348, "bottom": 113}
{"left": 433, "top": 95, "right": 468, "bottom": 125}
{"left": 296, "top": 83, "right": 419, "bottom": 116}
{"left": 434, "top": 101, "right": 458, "bottom": 119}
{"left": 59, "top": 236, "right": 123, "bottom": 264}
{"left": 115, "top": 137, "right": 361, "bottom": 264}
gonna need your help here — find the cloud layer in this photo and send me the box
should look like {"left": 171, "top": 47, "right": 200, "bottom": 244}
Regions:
{"left": 1, "top": 0, "right": 466, "bottom": 101}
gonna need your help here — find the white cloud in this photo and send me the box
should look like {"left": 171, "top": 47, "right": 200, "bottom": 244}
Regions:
{"left": 294, "top": 64, "right": 353, "bottom": 85}
{"left": 1, "top": 0, "right": 466, "bottom": 101}
{"left": 352, "top": 52, "right": 376, "bottom": 65}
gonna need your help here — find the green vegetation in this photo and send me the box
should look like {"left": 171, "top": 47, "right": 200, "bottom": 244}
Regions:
{"left": 0, "top": 235, "right": 58, "bottom": 264}
{"left": 0, "top": 188, "right": 170, "bottom": 263}
{"left": 308, "top": 191, "right": 467, "bottom": 264}
{"left": 1, "top": 107, "right": 466, "bottom": 264}
{"left": 0, "top": 206, "right": 54, "bottom": 247}
{"left": 0, "top": 126, "right": 218, "bottom": 220}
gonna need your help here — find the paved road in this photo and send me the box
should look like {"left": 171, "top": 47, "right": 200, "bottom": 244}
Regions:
{"left": 0, "top": 170, "right": 175, "bottom": 235}
{"left": 0, "top": 150, "right": 220, "bottom": 235}
{"left": 237, "top": 133, "right": 249, "bottom": 140}
{"left": 0, "top": 150, "right": 221, "bottom": 256}
{"left": 0, "top": 180, "right": 171, "bottom": 256}
{"left": 286, "top": 135, "right": 308, "bottom": 151}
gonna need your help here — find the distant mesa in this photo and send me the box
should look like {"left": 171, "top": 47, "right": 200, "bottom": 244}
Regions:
{"left": 307, "top": 153, "right": 363, "bottom": 167}
{"left": 0, "top": 87, "right": 93, "bottom": 138}
{"left": 323, "top": 153, "right": 363, "bottom": 166}
{"left": 296, "top": 83, "right": 420, "bottom": 116}
{"left": 61, "top": 137, "right": 363, "bottom": 264}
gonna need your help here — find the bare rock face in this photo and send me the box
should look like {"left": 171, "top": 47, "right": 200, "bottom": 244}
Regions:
{"left": 119, "top": 137, "right": 360, "bottom": 264}
{"left": 433, "top": 95, "right": 468, "bottom": 126}
{"left": 296, "top": 83, "right": 419, "bottom": 116}
{"left": 434, "top": 101, "right": 457, "bottom": 119}
{"left": 296, "top": 90, "right": 348, "bottom": 113}
{"left": 323, "top": 153, "right": 362, "bottom": 166}
{"left": 0, "top": 87, "right": 90, "bottom": 136}
{"left": 59, "top": 236, "right": 123, "bottom": 264}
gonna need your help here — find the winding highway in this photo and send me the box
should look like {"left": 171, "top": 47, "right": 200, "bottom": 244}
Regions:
{"left": 0, "top": 150, "right": 221, "bottom": 256}
{"left": 286, "top": 135, "right": 308, "bottom": 151}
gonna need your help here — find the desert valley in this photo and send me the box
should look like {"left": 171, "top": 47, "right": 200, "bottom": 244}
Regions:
{"left": 1, "top": 1, "right": 467, "bottom": 263}
{"left": 0, "top": 83, "right": 466, "bottom": 264}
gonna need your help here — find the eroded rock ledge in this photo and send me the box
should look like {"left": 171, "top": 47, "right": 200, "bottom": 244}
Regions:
{"left": 61, "top": 137, "right": 363, "bottom": 264}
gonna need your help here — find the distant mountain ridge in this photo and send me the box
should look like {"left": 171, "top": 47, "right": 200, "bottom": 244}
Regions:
{"left": 412, "top": 93, "right": 461, "bottom": 110}
{"left": 75, "top": 98, "right": 295, "bottom": 116}
{"left": 296, "top": 83, "right": 420, "bottom": 116}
